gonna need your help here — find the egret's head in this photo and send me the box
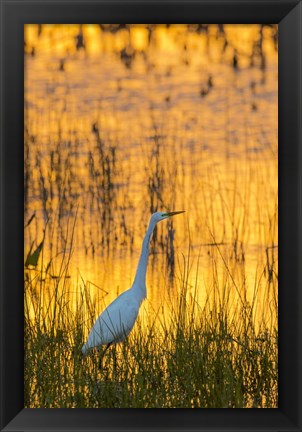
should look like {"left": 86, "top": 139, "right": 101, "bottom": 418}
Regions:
{"left": 151, "top": 211, "right": 185, "bottom": 223}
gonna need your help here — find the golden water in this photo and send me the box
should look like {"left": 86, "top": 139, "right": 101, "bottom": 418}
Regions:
{"left": 24, "top": 25, "right": 278, "bottom": 332}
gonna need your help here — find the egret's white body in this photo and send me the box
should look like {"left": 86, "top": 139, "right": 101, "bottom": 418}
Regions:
{"left": 82, "top": 211, "right": 184, "bottom": 355}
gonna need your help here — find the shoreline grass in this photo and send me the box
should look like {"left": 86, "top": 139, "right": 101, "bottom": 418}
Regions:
{"left": 24, "top": 232, "right": 277, "bottom": 408}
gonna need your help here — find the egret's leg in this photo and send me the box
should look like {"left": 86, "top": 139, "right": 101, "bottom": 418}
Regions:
{"left": 98, "top": 342, "right": 112, "bottom": 370}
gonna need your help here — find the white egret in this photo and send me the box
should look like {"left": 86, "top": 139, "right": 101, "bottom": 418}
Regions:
{"left": 81, "top": 211, "right": 185, "bottom": 364}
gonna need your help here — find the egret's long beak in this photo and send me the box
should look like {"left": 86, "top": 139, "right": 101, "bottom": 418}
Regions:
{"left": 164, "top": 211, "right": 185, "bottom": 217}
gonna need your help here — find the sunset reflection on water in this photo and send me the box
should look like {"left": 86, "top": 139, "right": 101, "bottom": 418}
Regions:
{"left": 24, "top": 24, "right": 278, "bottom": 333}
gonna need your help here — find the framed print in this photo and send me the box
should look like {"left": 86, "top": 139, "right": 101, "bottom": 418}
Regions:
{"left": 0, "top": 0, "right": 301, "bottom": 431}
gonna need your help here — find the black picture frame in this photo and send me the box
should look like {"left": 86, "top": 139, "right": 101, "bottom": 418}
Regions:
{"left": 0, "top": 1, "right": 301, "bottom": 431}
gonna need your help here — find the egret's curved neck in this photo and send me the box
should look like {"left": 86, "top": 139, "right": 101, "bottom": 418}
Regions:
{"left": 133, "top": 218, "right": 157, "bottom": 299}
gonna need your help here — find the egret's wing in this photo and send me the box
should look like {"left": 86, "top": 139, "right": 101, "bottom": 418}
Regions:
{"left": 82, "top": 290, "right": 139, "bottom": 352}
{"left": 102, "top": 300, "right": 138, "bottom": 341}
